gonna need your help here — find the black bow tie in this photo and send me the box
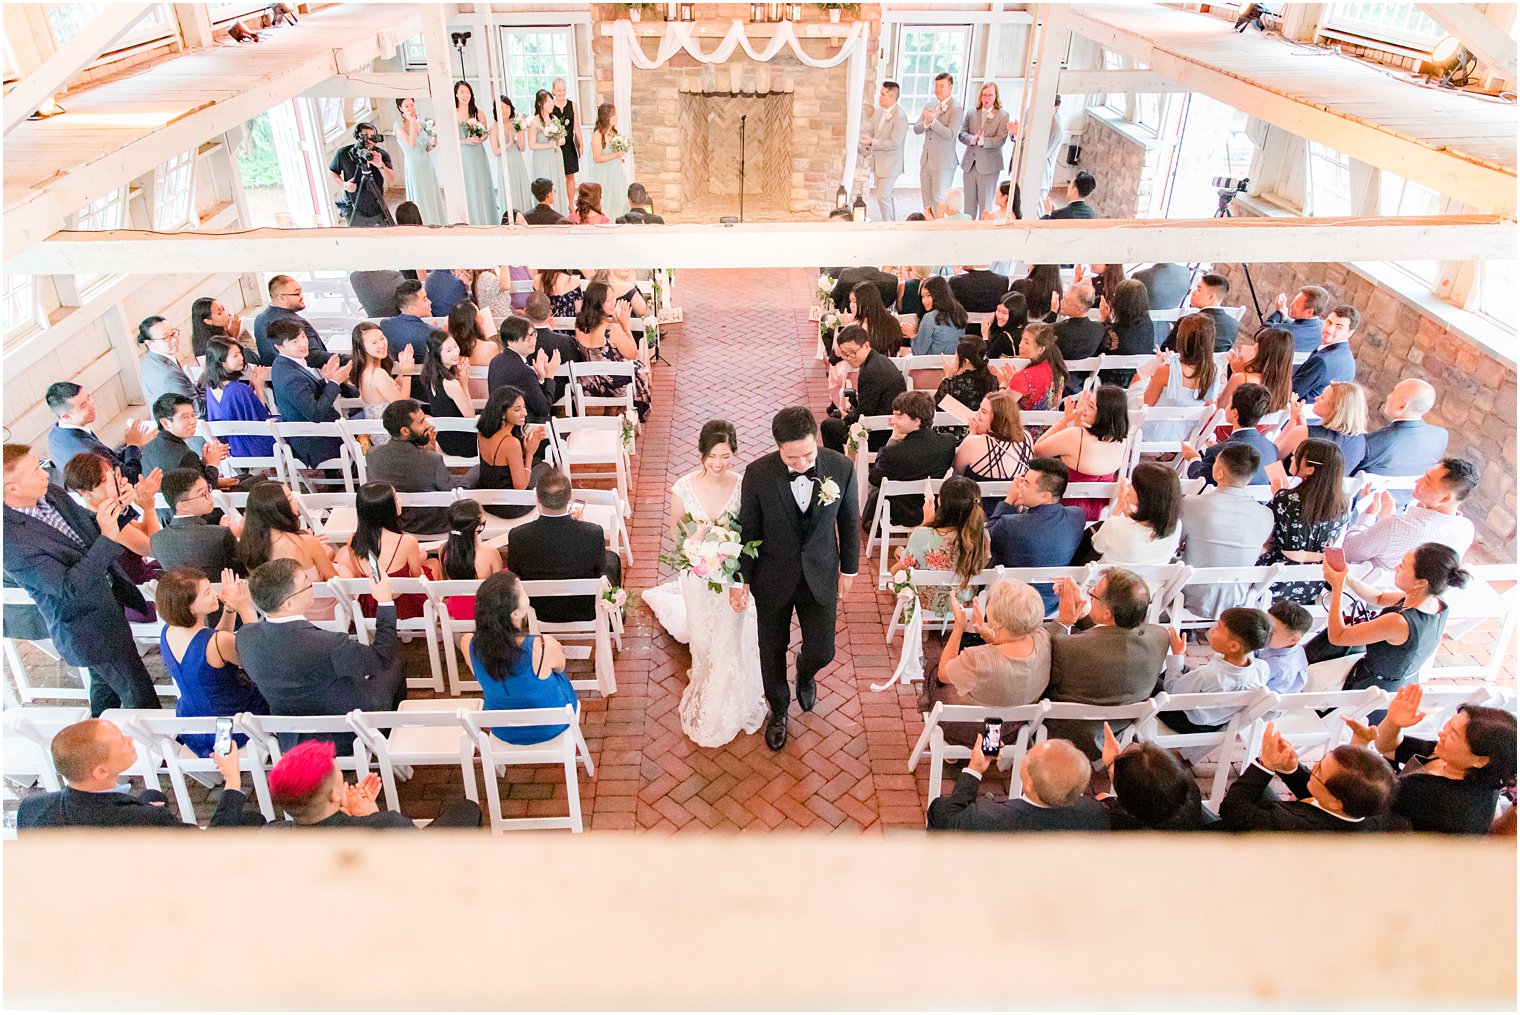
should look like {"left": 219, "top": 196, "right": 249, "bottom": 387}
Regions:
{"left": 788, "top": 469, "right": 816, "bottom": 483}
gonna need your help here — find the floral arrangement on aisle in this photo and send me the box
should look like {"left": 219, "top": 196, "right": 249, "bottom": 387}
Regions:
{"left": 820, "top": 308, "right": 842, "bottom": 345}
{"left": 607, "top": 134, "right": 632, "bottom": 155}
{"left": 602, "top": 584, "right": 629, "bottom": 610}
{"left": 641, "top": 314, "right": 660, "bottom": 359}
{"left": 462, "top": 118, "right": 488, "bottom": 140}
{"left": 844, "top": 420, "right": 869, "bottom": 457}
{"left": 888, "top": 568, "right": 918, "bottom": 621}
{"left": 620, "top": 407, "right": 638, "bottom": 452}
{"left": 659, "top": 514, "right": 762, "bottom": 594}
{"left": 816, "top": 273, "right": 837, "bottom": 311}
{"left": 545, "top": 118, "right": 568, "bottom": 145}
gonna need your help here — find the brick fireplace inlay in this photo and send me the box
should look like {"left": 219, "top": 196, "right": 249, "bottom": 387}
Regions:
{"left": 677, "top": 87, "right": 793, "bottom": 219}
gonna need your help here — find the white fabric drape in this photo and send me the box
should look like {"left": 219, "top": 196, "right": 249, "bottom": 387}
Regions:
{"left": 611, "top": 19, "right": 868, "bottom": 191}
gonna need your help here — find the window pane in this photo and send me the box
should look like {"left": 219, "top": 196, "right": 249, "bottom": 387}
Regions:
{"left": 1379, "top": 172, "right": 1440, "bottom": 282}
{"left": 154, "top": 149, "right": 196, "bottom": 229}
{"left": 319, "top": 97, "right": 345, "bottom": 140}
{"left": 1164, "top": 95, "right": 1254, "bottom": 219}
{"left": 1324, "top": 2, "right": 1443, "bottom": 47}
{"left": 1307, "top": 142, "right": 1352, "bottom": 216}
{"left": 3, "top": 275, "right": 37, "bottom": 336}
{"left": 71, "top": 189, "right": 126, "bottom": 291}
{"left": 46, "top": 3, "right": 166, "bottom": 48}
{"left": 894, "top": 26, "right": 970, "bottom": 185}
{"left": 1478, "top": 260, "right": 1518, "bottom": 330}
{"left": 504, "top": 29, "right": 574, "bottom": 107}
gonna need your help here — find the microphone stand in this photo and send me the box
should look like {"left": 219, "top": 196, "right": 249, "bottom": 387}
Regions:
{"left": 738, "top": 113, "right": 747, "bottom": 224}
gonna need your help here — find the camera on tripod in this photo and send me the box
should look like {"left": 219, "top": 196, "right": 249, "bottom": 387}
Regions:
{"left": 356, "top": 131, "right": 386, "bottom": 153}
{"left": 1212, "top": 176, "right": 1249, "bottom": 194}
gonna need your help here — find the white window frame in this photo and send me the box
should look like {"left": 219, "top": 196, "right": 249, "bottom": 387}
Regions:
{"left": 153, "top": 148, "right": 198, "bottom": 230}
{"left": 1321, "top": 2, "right": 1444, "bottom": 51}
{"left": 70, "top": 187, "right": 128, "bottom": 293}
{"left": 3, "top": 274, "right": 44, "bottom": 340}
{"left": 1305, "top": 141, "right": 1353, "bottom": 216}
{"left": 1472, "top": 260, "right": 1519, "bottom": 331}
{"left": 318, "top": 97, "right": 347, "bottom": 143}
{"left": 498, "top": 26, "right": 579, "bottom": 112}
{"left": 890, "top": 23, "right": 974, "bottom": 184}
{"left": 207, "top": 1, "right": 268, "bottom": 25}
{"left": 43, "top": 3, "right": 174, "bottom": 55}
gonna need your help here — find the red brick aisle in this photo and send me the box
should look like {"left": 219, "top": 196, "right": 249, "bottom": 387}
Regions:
{"left": 586, "top": 267, "right": 929, "bottom": 834}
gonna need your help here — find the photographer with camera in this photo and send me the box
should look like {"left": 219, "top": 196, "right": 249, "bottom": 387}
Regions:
{"left": 329, "top": 122, "right": 396, "bottom": 227}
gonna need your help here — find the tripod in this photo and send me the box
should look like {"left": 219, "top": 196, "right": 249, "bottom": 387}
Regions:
{"left": 738, "top": 114, "right": 747, "bottom": 224}
{"left": 1215, "top": 189, "right": 1265, "bottom": 325}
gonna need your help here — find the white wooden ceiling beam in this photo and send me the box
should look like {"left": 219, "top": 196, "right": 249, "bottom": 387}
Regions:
{"left": 8, "top": 216, "right": 1511, "bottom": 276}
{"left": 1067, "top": 7, "right": 1517, "bottom": 212}
{"left": 1056, "top": 69, "right": 1189, "bottom": 94}
{"left": 1416, "top": 3, "right": 1519, "bottom": 84}
{"left": 301, "top": 72, "right": 432, "bottom": 100}
{"left": 2, "top": 3, "right": 155, "bottom": 135}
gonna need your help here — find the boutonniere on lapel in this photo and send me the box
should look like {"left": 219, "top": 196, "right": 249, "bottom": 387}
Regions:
{"left": 816, "top": 477, "right": 841, "bottom": 507}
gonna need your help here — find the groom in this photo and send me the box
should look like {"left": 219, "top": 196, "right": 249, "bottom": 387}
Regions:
{"left": 732, "top": 407, "right": 861, "bottom": 751}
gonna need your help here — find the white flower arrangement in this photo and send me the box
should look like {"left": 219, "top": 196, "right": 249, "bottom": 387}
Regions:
{"left": 462, "top": 118, "right": 488, "bottom": 139}
{"left": 844, "top": 420, "right": 869, "bottom": 457}
{"left": 659, "top": 513, "right": 762, "bottom": 595}
{"left": 421, "top": 117, "right": 437, "bottom": 137}
{"left": 607, "top": 134, "right": 632, "bottom": 154}
{"left": 889, "top": 569, "right": 917, "bottom": 620}
{"left": 816, "top": 477, "right": 841, "bottom": 507}
{"left": 816, "top": 273, "right": 837, "bottom": 309}
{"left": 544, "top": 118, "right": 568, "bottom": 145}
{"left": 602, "top": 585, "right": 629, "bottom": 610}
{"left": 620, "top": 408, "right": 638, "bottom": 452}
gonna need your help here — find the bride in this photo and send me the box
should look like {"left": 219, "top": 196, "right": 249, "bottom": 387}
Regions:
{"left": 643, "top": 420, "right": 767, "bottom": 747}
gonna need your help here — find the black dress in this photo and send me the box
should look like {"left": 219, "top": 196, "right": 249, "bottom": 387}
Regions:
{"left": 557, "top": 99, "right": 580, "bottom": 175}
{"left": 1389, "top": 736, "right": 1502, "bottom": 835}
{"left": 476, "top": 430, "right": 534, "bottom": 520}
{"left": 420, "top": 372, "right": 476, "bottom": 459}
{"left": 1342, "top": 600, "right": 1449, "bottom": 692}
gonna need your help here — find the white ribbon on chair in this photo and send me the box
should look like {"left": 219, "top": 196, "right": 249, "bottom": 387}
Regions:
{"left": 873, "top": 588, "right": 923, "bottom": 692}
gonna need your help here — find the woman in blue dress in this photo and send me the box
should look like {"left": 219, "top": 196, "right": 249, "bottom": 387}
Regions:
{"left": 203, "top": 337, "right": 276, "bottom": 462}
{"left": 155, "top": 568, "right": 268, "bottom": 757}
{"left": 527, "top": 89, "right": 568, "bottom": 215}
{"left": 394, "top": 96, "right": 445, "bottom": 225}
{"left": 489, "top": 94, "right": 534, "bottom": 221}
{"left": 1274, "top": 380, "right": 1369, "bottom": 474}
{"left": 454, "top": 80, "right": 500, "bottom": 226}
{"left": 457, "top": 572, "right": 579, "bottom": 745}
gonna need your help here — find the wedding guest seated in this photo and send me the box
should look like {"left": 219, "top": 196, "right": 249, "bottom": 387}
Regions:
{"left": 1052, "top": 282, "right": 1105, "bottom": 377}
{"left": 849, "top": 281, "right": 904, "bottom": 357}
{"left": 911, "top": 276, "right": 969, "bottom": 356}
{"left": 1221, "top": 721, "right": 1401, "bottom": 832}
{"left": 350, "top": 268, "right": 405, "bottom": 319}
{"left": 334, "top": 482, "right": 427, "bottom": 620}
{"left": 867, "top": 391, "right": 958, "bottom": 529}
{"left": 142, "top": 394, "right": 233, "bottom": 490}
{"left": 352, "top": 322, "right": 413, "bottom": 441}
{"left": 895, "top": 475, "right": 990, "bottom": 623}
{"left": 987, "top": 458, "right": 1085, "bottom": 613}
{"left": 203, "top": 337, "right": 275, "bottom": 462}
{"left": 475, "top": 386, "right": 545, "bottom": 520}
{"left": 16, "top": 718, "right": 255, "bottom": 830}
{"left": 1179, "top": 444, "right": 1274, "bottom": 618}
{"left": 1215, "top": 327, "right": 1294, "bottom": 423}
{"left": 418, "top": 329, "right": 477, "bottom": 458}
{"left": 1343, "top": 458, "right": 1477, "bottom": 583}
{"left": 266, "top": 740, "right": 483, "bottom": 828}
{"left": 381, "top": 280, "right": 435, "bottom": 360}
{"left": 948, "top": 265, "right": 1010, "bottom": 314}
{"left": 1098, "top": 725, "right": 1208, "bottom": 830}
{"left": 1347, "top": 684, "right": 1517, "bottom": 835}
{"left": 425, "top": 267, "right": 472, "bottom": 319}
{"left": 1260, "top": 601, "right": 1312, "bottom": 693}
{"left": 364, "top": 399, "right": 469, "bottom": 536}
{"left": 236, "top": 481, "right": 339, "bottom": 613}
{"left": 190, "top": 294, "right": 247, "bottom": 360}
{"left": 506, "top": 469, "right": 620, "bottom": 624}
{"left": 1356, "top": 379, "right": 1449, "bottom": 479}
{"left": 238, "top": 559, "right": 405, "bottom": 747}
{"left": 572, "top": 280, "right": 650, "bottom": 421}
{"left": 1183, "top": 382, "right": 1276, "bottom": 487}
{"left": 60, "top": 452, "right": 162, "bottom": 583}
{"left": 521, "top": 177, "right": 569, "bottom": 225}
{"left": 568, "top": 182, "right": 609, "bottom": 224}
{"left": 447, "top": 300, "right": 500, "bottom": 375}
{"left": 1092, "top": 464, "right": 1182, "bottom": 566}
{"left": 539, "top": 267, "right": 585, "bottom": 321}
{"left": 45, "top": 381, "right": 150, "bottom": 483}
{"left": 1263, "top": 284, "right": 1331, "bottom": 354}
{"left": 1318, "top": 543, "right": 1466, "bottom": 694}
{"left": 954, "top": 391, "right": 1033, "bottom": 509}
{"left": 935, "top": 338, "right": 998, "bottom": 417}
{"left": 1162, "top": 273, "right": 1238, "bottom": 353}
{"left": 524, "top": 292, "right": 578, "bottom": 403}
{"left": 136, "top": 316, "right": 199, "bottom": 414}
{"left": 1097, "top": 278, "right": 1156, "bottom": 386}
{"left": 925, "top": 580, "right": 1051, "bottom": 733}
{"left": 927, "top": 737, "right": 1109, "bottom": 832}
{"left": 820, "top": 326, "right": 906, "bottom": 455}
{"left": 1292, "top": 304, "right": 1360, "bottom": 401}
{"left": 473, "top": 263, "right": 528, "bottom": 321}
{"left": 1009, "top": 264, "right": 1063, "bottom": 320}
{"left": 831, "top": 265, "right": 899, "bottom": 313}
{"left": 994, "top": 323, "right": 1068, "bottom": 411}
{"left": 253, "top": 275, "right": 327, "bottom": 367}
{"left": 936, "top": 188, "right": 971, "bottom": 221}
{"left": 1041, "top": 170, "right": 1098, "bottom": 219}
{"left": 269, "top": 319, "right": 352, "bottom": 470}
{"left": 898, "top": 264, "right": 934, "bottom": 319}
{"left": 425, "top": 498, "right": 505, "bottom": 622}
{"left": 983, "top": 291, "right": 1027, "bottom": 359}
{"left": 151, "top": 469, "right": 240, "bottom": 578}
{"left": 1257, "top": 439, "right": 1350, "bottom": 605}
{"left": 1157, "top": 608, "right": 1271, "bottom": 734}
{"left": 614, "top": 181, "right": 665, "bottom": 224}
{"left": 155, "top": 567, "right": 267, "bottom": 755}
{"left": 457, "top": 571, "right": 579, "bottom": 745}
{"left": 1132, "top": 262, "right": 1192, "bottom": 311}
{"left": 1137, "top": 315, "right": 1223, "bottom": 444}
{"left": 1033, "top": 385, "right": 1129, "bottom": 522}
{"left": 486, "top": 316, "right": 559, "bottom": 424}
{"left": 1043, "top": 570, "right": 1169, "bottom": 759}
{"left": 1275, "top": 381, "right": 1368, "bottom": 475}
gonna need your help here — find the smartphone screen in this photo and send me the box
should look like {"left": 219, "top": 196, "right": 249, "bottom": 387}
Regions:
{"left": 213, "top": 717, "right": 234, "bottom": 757}
{"left": 367, "top": 553, "right": 382, "bottom": 578}
{"left": 981, "top": 718, "right": 1004, "bottom": 757}
{"left": 571, "top": 499, "right": 587, "bottom": 520}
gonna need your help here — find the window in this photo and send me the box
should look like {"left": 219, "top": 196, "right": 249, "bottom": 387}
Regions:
{"left": 501, "top": 28, "right": 576, "bottom": 109}
{"left": 1134, "top": 93, "right": 1164, "bottom": 133}
{"left": 318, "top": 97, "right": 346, "bottom": 142}
{"left": 1475, "top": 260, "right": 1518, "bottom": 330}
{"left": 1100, "top": 48, "right": 1127, "bottom": 115}
{"left": 153, "top": 148, "right": 197, "bottom": 229}
{"left": 1306, "top": 142, "right": 1352, "bottom": 216}
{"left": 1162, "top": 95, "right": 1254, "bottom": 219}
{"left": 1379, "top": 172, "right": 1440, "bottom": 283}
{"left": 3, "top": 275, "right": 41, "bottom": 338}
{"left": 44, "top": 3, "right": 169, "bottom": 51}
{"left": 1323, "top": 2, "right": 1443, "bottom": 49}
{"left": 70, "top": 188, "right": 127, "bottom": 291}
{"left": 893, "top": 25, "right": 971, "bottom": 182}
{"left": 401, "top": 35, "right": 427, "bottom": 71}
{"left": 208, "top": 1, "right": 267, "bottom": 22}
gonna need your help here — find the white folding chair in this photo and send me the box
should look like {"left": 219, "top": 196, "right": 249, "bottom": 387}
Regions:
{"left": 908, "top": 701, "right": 1048, "bottom": 801}
{"left": 328, "top": 577, "right": 443, "bottom": 692}
{"left": 432, "top": 417, "right": 483, "bottom": 470}
{"left": 550, "top": 416, "right": 631, "bottom": 513}
{"left": 869, "top": 477, "right": 944, "bottom": 588}
{"left": 460, "top": 706, "right": 594, "bottom": 833}
{"left": 425, "top": 578, "right": 483, "bottom": 695}
{"left": 522, "top": 577, "right": 619, "bottom": 697}
{"left": 1031, "top": 699, "right": 1160, "bottom": 748}
{"left": 346, "top": 701, "right": 482, "bottom": 816}
{"left": 1167, "top": 564, "right": 1283, "bottom": 628}
{"left": 464, "top": 489, "right": 540, "bottom": 543}
{"left": 271, "top": 421, "right": 355, "bottom": 494}
{"left": 201, "top": 419, "right": 286, "bottom": 482}
{"left": 236, "top": 712, "right": 375, "bottom": 813}
{"left": 3, "top": 706, "right": 90, "bottom": 790}
{"left": 120, "top": 713, "right": 277, "bottom": 822}
{"left": 1, "top": 587, "right": 89, "bottom": 703}
{"left": 1143, "top": 688, "right": 1278, "bottom": 810}
{"left": 568, "top": 360, "right": 639, "bottom": 421}
{"left": 97, "top": 707, "right": 180, "bottom": 793}
{"left": 1257, "top": 688, "right": 1389, "bottom": 763}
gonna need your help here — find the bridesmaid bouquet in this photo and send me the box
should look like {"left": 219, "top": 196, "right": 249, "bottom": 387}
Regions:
{"left": 545, "top": 118, "right": 568, "bottom": 145}
{"left": 660, "top": 515, "right": 762, "bottom": 594}
{"left": 607, "top": 135, "right": 632, "bottom": 154}
{"left": 463, "top": 118, "right": 488, "bottom": 139}
{"left": 421, "top": 117, "right": 437, "bottom": 137}
{"left": 512, "top": 113, "right": 529, "bottom": 133}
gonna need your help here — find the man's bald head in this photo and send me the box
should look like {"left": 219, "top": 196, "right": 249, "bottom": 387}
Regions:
{"left": 50, "top": 719, "right": 122, "bottom": 785}
{"left": 1021, "top": 740, "right": 1092, "bottom": 807}
{"left": 1389, "top": 378, "right": 1436, "bottom": 418}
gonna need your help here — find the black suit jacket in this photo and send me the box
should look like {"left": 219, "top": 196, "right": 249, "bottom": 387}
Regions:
{"left": 1, "top": 488, "right": 146, "bottom": 667}
{"left": 948, "top": 269, "right": 1011, "bottom": 314}
{"left": 1043, "top": 200, "right": 1097, "bottom": 220}
{"left": 236, "top": 607, "right": 405, "bottom": 749}
{"left": 142, "top": 430, "right": 218, "bottom": 487}
{"left": 738, "top": 448, "right": 861, "bottom": 601}
{"left": 1163, "top": 306, "right": 1238, "bottom": 354}
{"left": 927, "top": 772, "right": 1111, "bottom": 832}
{"left": 267, "top": 809, "right": 415, "bottom": 829}
{"left": 831, "top": 267, "right": 899, "bottom": 312}
{"left": 848, "top": 349, "right": 908, "bottom": 453}
{"left": 150, "top": 515, "right": 241, "bottom": 578}
{"left": 534, "top": 326, "right": 578, "bottom": 403}
{"left": 46, "top": 423, "right": 140, "bottom": 482}
{"left": 868, "top": 427, "right": 958, "bottom": 527}
{"left": 522, "top": 203, "right": 569, "bottom": 225}
{"left": 487, "top": 349, "right": 556, "bottom": 423}
{"left": 1055, "top": 316, "right": 1106, "bottom": 363}
{"left": 506, "top": 514, "right": 607, "bottom": 623}
{"left": 18, "top": 786, "right": 250, "bottom": 830}
{"left": 271, "top": 355, "right": 344, "bottom": 468}
{"left": 1221, "top": 763, "right": 1407, "bottom": 833}
{"left": 614, "top": 208, "right": 666, "bottom": 224}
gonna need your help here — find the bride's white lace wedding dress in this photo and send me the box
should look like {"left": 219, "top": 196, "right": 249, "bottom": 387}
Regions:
{"left": 643, "top": 472, "right": 767, "bottom": 747}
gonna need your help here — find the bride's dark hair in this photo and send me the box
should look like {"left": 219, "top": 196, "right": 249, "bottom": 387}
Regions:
{"left": 698, "top": 419, "right": 738, "bottom": 460}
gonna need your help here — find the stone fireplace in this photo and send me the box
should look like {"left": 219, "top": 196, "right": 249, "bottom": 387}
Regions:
{"left": 678, "top": 86, "right": 793, "bottom": 218}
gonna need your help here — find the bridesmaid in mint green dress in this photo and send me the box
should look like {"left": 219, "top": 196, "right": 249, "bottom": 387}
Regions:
{"left": 490, "top": 94, "right": 534, "bottom": 221}
{"left": 453, "top": 80, "right": 500, "bottom": 226}
{"left": 584, "top": 102, "right": 630, "bottom": 220}
{"left": 394, "top": 97, "right": 444, "bottom": 225}
{"left": 527, "top": 89, "right": 568, "bottom": 216}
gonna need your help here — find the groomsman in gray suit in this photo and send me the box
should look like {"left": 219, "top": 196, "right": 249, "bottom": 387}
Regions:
{"left": 958, "top": 82, "right": 1011, "bottom": 221}
{"left": 863, "top": 80, "right": 908, "bottom": 221}
{"left": 912, "top": 71, "right": 961, "bottom": 216}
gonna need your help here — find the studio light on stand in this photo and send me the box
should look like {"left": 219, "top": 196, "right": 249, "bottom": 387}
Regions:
{"left": 1429, "top": 36, "right": 1479, "bottom": 88}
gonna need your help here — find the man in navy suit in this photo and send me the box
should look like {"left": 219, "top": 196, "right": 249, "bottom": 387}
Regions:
{"left": 1292, "top": 304, "right": 1359, "bottom": 402}
{"left": 268, "top": 318, "right": 353, "bottom": 469}
{"left": 486, "top": 316, "right": 561, "bottom": 424}
{"left": 43, "top": 382, "right": 152, "bottom": 482}
{"left": 2, "top": 444, "right": 160, "bottom": 714}
{"left": 928, "top": 737, "right": 1109, "bottom": 832}
{"left": 1263, "top": 284, "right": 1330, "bottom": 354}
{"left": 1040, "top": 170, "right": 1099, "bottom": 219}
{"left": 1356, "top": 378, "right": 1449, "bottom": 478}
{"left": 1184, "top": 383, "right": 1277, "bottom": 487}
{"left": 987, "top": 458, "right": 1086, "bottom": 613}
{"left": 379, "top": 280, "right": 434, "bottom": 360}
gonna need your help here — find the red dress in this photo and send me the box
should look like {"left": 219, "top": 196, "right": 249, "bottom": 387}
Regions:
{"left": 358, "top": 563, "right": 427, "bottom": 621}
{"left": 1064, "top": 432, "right": 1120, "bottom": 523}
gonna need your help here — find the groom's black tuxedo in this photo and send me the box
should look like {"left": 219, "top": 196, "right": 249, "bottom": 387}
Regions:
{"left": 738, "top": 447, "right": 861, "bottom": 717}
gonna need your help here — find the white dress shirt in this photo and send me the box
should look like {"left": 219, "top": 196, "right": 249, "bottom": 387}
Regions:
{"left": 790, "top": 474, "right": 813, "bottom": 512}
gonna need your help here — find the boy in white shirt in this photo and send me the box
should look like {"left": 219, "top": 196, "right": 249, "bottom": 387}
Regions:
{"left": 1158, "top": 607, "right": 1271, "bottom": 733}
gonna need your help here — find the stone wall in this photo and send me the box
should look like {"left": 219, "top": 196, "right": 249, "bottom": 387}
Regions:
{"left": 1075, "top": 111, "right": 1149, "bottom": 219}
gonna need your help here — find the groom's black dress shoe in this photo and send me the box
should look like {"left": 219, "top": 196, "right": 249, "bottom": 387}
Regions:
{"left": 797, "top": 678, "right": 817, "bottom": 713}
{"left": 764, "top": 712, "right": 788, "bottom": 751}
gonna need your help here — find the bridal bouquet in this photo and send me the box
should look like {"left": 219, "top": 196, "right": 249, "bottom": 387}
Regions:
{"left": 607, "top": 134, "right": 632, "bottom": 154}
{"left": 462, "top": 118, "right": 488, "bottom": 139}
{"left": 545, "top": 118, "right": 568, "bottom": 145}
{"left": 660, "top": 515, "right": 762, "bottom": 594}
